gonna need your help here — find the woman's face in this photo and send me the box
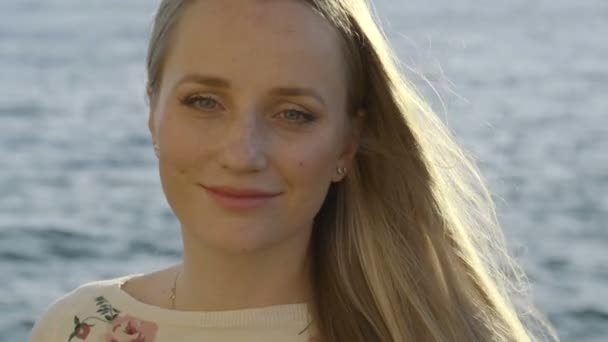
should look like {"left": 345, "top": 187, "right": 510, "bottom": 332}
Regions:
{"left": 149, "top": 0, "right": 361, "bottom": 254}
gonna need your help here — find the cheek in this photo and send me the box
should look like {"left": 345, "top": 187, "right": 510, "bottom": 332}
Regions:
{"left": 283, "top": 145, "right": 336, "bottom": 221}
{"left": 278, "top": 123, "right": 344, "bottom": 183}
{"left": 286, "top": 140, "right": 337, "bottom": 185}
{"left": 157, "top": 113, "right": 206, "bottom": 168}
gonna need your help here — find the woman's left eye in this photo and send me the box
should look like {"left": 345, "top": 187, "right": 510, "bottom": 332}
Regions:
{"left": 279, "top": 109, "right": 316, "bottom": 125}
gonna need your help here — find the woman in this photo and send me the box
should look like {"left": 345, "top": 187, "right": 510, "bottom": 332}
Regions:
{"left": 30, "top": 0, "right": 558, "bottom": 341}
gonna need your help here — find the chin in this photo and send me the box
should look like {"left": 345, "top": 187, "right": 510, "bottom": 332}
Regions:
{"left": 187, "top": 219, "right": 285, "bottom": 255}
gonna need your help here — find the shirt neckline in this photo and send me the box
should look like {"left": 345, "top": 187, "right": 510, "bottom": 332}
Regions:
{"left": 105, "top": 273, "right": 313, "bottom": 329}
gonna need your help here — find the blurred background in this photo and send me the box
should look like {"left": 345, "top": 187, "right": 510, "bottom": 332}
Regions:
{"left": 0, "top": 0, "right": 606, "bottom": 341}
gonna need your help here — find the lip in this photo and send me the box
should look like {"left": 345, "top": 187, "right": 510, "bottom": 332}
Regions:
{"left": 200, "top": 185, "right": 281, "bottom": 197}
{"left": 199, "top": 184, "right": 281, "bottom": 210}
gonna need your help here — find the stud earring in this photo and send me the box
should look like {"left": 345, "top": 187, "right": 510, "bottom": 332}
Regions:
{"left": 337, "top": 167, "right": 346, "bottom": 176}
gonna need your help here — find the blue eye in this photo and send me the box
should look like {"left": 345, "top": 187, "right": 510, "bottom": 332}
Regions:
{"left": 181, "top": 95, "right": 220, "bottom": 110}
{"left": 280, "top": 109, "right": 316, "bottom": 125}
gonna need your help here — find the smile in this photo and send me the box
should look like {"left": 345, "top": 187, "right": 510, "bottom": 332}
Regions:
{"left": 199, "top": 184, "right": 281, "bottom": 210}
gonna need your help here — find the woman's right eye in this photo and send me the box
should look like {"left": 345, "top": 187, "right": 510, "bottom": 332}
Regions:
{"left": 180, "top": 95, "right": 221, "bottom": 111}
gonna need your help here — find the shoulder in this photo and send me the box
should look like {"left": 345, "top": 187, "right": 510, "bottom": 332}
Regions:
{"left": 28, "top": 274, "right": 139, "bottom": 342}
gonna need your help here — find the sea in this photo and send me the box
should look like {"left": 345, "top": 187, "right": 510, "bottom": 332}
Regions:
{"left": 0, "top": 0, "right": 606, "bottom": 341}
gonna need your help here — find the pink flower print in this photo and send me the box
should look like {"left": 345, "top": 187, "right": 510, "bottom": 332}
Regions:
{"left": 74, "top": 323, "right": 93, "bottom": 340}
{"left": 104, "top": 314, "right": 158, "bottom": 342}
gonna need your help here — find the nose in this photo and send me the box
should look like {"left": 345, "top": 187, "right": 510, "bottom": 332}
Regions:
{"left": 217, "top": 113, "right": 267, "bottom": 173}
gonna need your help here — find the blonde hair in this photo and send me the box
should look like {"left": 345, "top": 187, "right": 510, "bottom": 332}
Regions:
{"left": 146, "top": 1, "right": 559, "bottom": 341}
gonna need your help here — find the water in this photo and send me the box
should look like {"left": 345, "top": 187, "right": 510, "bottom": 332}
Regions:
{"left": 1, "top": 0, "right": 606, "bottom": 341}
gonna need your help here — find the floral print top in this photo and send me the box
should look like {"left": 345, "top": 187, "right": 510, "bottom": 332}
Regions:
{"left": 30, "top": 274, "right": 316, "bottom": 342}
{"left": 68, "top": 296, "right": 159, "bottom": 342}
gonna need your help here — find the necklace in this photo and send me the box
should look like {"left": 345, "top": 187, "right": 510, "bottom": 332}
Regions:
{"left": 169, "top": 268, "right": 181, "bottom": 309}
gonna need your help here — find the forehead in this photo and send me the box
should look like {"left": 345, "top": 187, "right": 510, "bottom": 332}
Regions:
{"left": 163, "top": 0, "right": 347, "bottom": 108}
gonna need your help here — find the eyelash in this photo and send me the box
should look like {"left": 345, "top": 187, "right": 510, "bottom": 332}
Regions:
{"left": 179, "top": 94, "right": 317, "bottom": 125}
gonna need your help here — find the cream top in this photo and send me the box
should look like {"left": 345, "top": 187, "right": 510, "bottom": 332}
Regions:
{"left": 29, "top": 273, "right": 317, "bottom": 342}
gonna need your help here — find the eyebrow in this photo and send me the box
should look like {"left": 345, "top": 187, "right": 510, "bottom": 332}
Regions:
{"left": 173, "top": 73, "right": 327, "bottom": 108}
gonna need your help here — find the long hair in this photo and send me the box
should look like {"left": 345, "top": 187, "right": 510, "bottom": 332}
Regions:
{"left": 145, "top": 1, "right": 559, "bottom": 341}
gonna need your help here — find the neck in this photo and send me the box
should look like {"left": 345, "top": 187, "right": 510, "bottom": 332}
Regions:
{"left": 175, "top": 225, "right": 315, "bottom": 312}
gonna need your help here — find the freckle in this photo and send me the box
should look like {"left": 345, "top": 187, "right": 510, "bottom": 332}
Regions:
{"left": 299, "top": 162, "right": 304, "bottom": 167}
{"left": 178, "top": 168, "right": 187, "bottom": 175}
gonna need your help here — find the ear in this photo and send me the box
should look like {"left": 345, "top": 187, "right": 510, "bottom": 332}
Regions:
{"left": 147, "top": 85, "right": 159, "bottom": 144}
{"left": 338, "top": 108, "right": 365, "bottom": 169}
{"left": 148, "top": 110, "right": 156, "bottom": 144}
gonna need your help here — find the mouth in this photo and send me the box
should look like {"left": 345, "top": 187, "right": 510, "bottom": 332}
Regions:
{"left": 199, "top": 184, "right": 282, "bottom": 210}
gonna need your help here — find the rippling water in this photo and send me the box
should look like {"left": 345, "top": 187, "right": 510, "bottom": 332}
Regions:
{"left": 1, "top": 0, "right": 606, "bottom": 341}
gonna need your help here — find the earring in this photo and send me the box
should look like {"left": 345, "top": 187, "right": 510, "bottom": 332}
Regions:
{"left": 337, "top": 166, "right": 346, "bottom": 176}
{"left": 153, "top": 143, "right": 159, "bottom": 157}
